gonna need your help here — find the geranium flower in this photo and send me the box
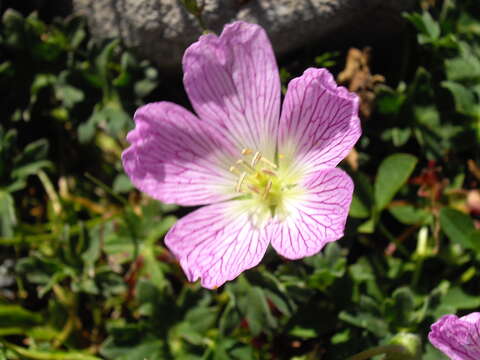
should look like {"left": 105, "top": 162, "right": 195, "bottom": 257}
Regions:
{"left": 429, "top": 313, "right": 480, "bottom": 360}
{"left": 122, "top": 21, "right": 361, "bottom": 289}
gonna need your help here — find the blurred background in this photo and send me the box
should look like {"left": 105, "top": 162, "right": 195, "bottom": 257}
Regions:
{"left": 0, "top": 0, "right": 479, "bottom": 359}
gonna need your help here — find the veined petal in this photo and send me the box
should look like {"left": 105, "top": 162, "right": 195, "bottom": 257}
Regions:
{"left": 278, "top": 68, "right": 361, "bottom": 178}
{"left": 429, "top": 314, "right": 480, "bottom": 360}
{"left": 165, "top": 201, "right": 271, "bottom": 289}
{"left": 270, "top": 168, "right": 353, "bottom": 259}
{"left": 183, "top": 21, "right": 281, "bottom": 160}
{"left": 122, "top": 102, "right": 238, "bottom": 206}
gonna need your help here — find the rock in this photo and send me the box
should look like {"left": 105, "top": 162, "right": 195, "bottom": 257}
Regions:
{"left": 73, "top": 0, "right": 414, "bottom": 68}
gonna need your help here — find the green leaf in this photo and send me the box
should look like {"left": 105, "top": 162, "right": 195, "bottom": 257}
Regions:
{"left": 306, "top": 243, "right": 346, "bottom": 290}
{"left": 4, "top": 341, "right": 102, "bottom": 360}
{"left": 0, "top": 191, "right": 16, "bottom": 237}
{"left": 389, "top": 205, "right": 430, "bottom": 225}
{"left": 82, "top": 224, "right": 102, "bottom": 270}
{"left": 439, "top": 207, "right": 477, "bottom": 250}
{"left": 244, "top": 287, "right": 273, "bottom": 336}
{"left": 16, "top": 138, "right": 49, "bottom": 164}
{"left": 442, "top": 81, "right": 480, "bottom": 117}
{"left": 442, "top": 286, "right": 480, "bottom": 310}
{"left": 0, "top": 304, "right": 42, "bottom": 327}
{"left": 386, "top": 333, "right": 422, "bottom": 360}
{"left": 54, "top": 83, "right": 85, "bottom": 108}
{"left": 381, "top": 127, "right": 412, "bottom": 147}
{"left": 112, "top": 174, "right": 133, "bottom": 193}
{"left": 181, "top": 0, "right": 201, "bottom": 14}
{"left": 95, "top": 39, "right": 119, "bottom": 84}
{"left": 350, "top": 195, "right": 370, "bottom": 218}
{"left": 78, "top": 110, "right": 105, "bottom": 143}
{"left": 11, "top": 160, "right": 52, "bottom": 180}
{"left": 445, "top": 53, "right": 480, "bottom": 83}
{"left": 104, "top": 105, "right": 130, "bottom": 136}
{"left": 376, "top": 87, "right": 407, "bottom": 115}
{"left": 424, "top": 344, "right": 449, "bottom": 360}
{"left": 350, "top": 172, "right": 374, "bottom": 219}
{"left": 458, "top": 12, "right": 480, "bottom": 36}
{"left": 339, "top": 311, "right": 389, "bottom": 337}
{"left": 101, "top": 327, "right": 166, "bottom": 360}
{"left": 404, "top": 11, "right": 440, "bottom": 44}
{"left": 374, "top": 153, "right": 418, "bottom": 211}
{"left": 289, "top": 325, "right": 318, "bottom": 339}
{"left": 233, "top": 279, "right": 276, "bottom": 336}
{"left": 385, "top": 287, "right": 416, "bottom": 326}
{"left": 358, "top": 217, "right": 375, "bottom": 234}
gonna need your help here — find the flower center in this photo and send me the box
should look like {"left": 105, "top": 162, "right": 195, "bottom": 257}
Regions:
{"left": 229, "top": 148, "right": 294, "bottom": 210}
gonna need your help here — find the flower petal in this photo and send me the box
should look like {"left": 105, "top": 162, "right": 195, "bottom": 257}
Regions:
{"left": 429, "top": 314, "right": 480, "bottom": 360}
{"left": 462, "top": 313, "right": 480, "bottom": 324}
{"left": 122, "top": 102, "right": 238, "bottom": 206}
{"left": 270, "top": 168, "right": 353, "bottom": 259}
{"left": 165, "top": 201, "right": 271, "bottom": 289}
{"left": 183, "top": 21, "right": 281, "bottom": 159}
{"left": 278, "top": 68, "right": 361, "bottom": 177}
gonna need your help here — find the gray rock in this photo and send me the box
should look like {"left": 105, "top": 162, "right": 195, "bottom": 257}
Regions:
{"left": 73, "top": 0, "right": 414, "bottom": 68}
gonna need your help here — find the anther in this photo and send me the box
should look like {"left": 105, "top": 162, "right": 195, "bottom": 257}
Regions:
{"left": 229, "top": 166, "right": 241, "bottom": 175}
{"left": 262, "top": 168, "right": 277, "bottom": 176}
{"left": 250, "top": 152, "right": 262, "bottom": 167}
{"left": 263, "top": 180, "right": 273, "bottom": 199}
{"left": 235, "top": 172, "right": 247, "bottom": 192}
{"left": 241, "top": 148, "right": 253, "bottom": 156}
{"left": 247, "top": 185, "right": 260, "bottom": 194}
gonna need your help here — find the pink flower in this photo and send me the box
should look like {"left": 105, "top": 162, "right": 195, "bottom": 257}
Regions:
{"left": 122, "top": 21, "right": 361, "bottom": 289}
{"left": 429, "top": 313, "right": 480, "bottom": 360}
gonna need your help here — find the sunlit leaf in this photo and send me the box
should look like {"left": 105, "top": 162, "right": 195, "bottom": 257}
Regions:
{"left": 374, "top": 153, "right": 418, "bottom": 211}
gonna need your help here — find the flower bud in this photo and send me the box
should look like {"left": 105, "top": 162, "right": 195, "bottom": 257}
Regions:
{"left": 385, "top": 333, "right": 421, "bottom": 360}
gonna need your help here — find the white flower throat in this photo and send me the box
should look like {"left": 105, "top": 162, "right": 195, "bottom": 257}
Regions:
{"left": 229, "top": 148, "right": 300, "bottom": 216}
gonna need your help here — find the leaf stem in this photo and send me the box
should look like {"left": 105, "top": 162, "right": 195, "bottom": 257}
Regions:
{"left": 378, "top": 222, "right": 409, "bottom": 257}
{"left": 84, "top": 172, "right": 128, "bottom": 205}
{"left": 411, "top": 258, "right": 424, "bottom": 288}
{"left": 1, "top": 340, "right": 101, "bottom": 360}
{"left": 346, "top": 344, "right": 406, "bottom": 360}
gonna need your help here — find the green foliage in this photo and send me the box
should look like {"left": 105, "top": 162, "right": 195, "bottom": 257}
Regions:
{"left": 374, "top": 154, "right": 418, "bottom": 211}
{"left": 1, "top": 0, "right": 480, "bottom": 359}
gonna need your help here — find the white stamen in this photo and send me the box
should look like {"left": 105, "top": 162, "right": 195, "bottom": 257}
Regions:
{"left": 236, "top": 159, "right": 256, "bottom": 173}
{"left": 251, "top": 152, "right": 262, "bottom": 167}
{"left": 263, "top": 180, "right": 272, "bottom": 199}
{"left": 229, "top": 166, "right": 241, "bottom": 175}
{"left": 260, "top": 157, "right": 277, "bottom": 169}
{"left": 236, "top": 172, "right": 248, "bottom": 192}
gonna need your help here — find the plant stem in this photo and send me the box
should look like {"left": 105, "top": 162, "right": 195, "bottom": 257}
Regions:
{"left": 378, "top": 222, "right": 409, "bottom": 257}
{"left": 37, "top": 170, "right": 62, "bottom": 215}
{"left": 1, "top": 340, "right": 101, "bottom": 360}
{"left": 411, "top": 258, "right": 424, "bottom": 288}
{"left": 84, "top": 172, "right": 128, "bottom": 205}
{"left": 347, "top": 344, "right": 406, "bottom": 360}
